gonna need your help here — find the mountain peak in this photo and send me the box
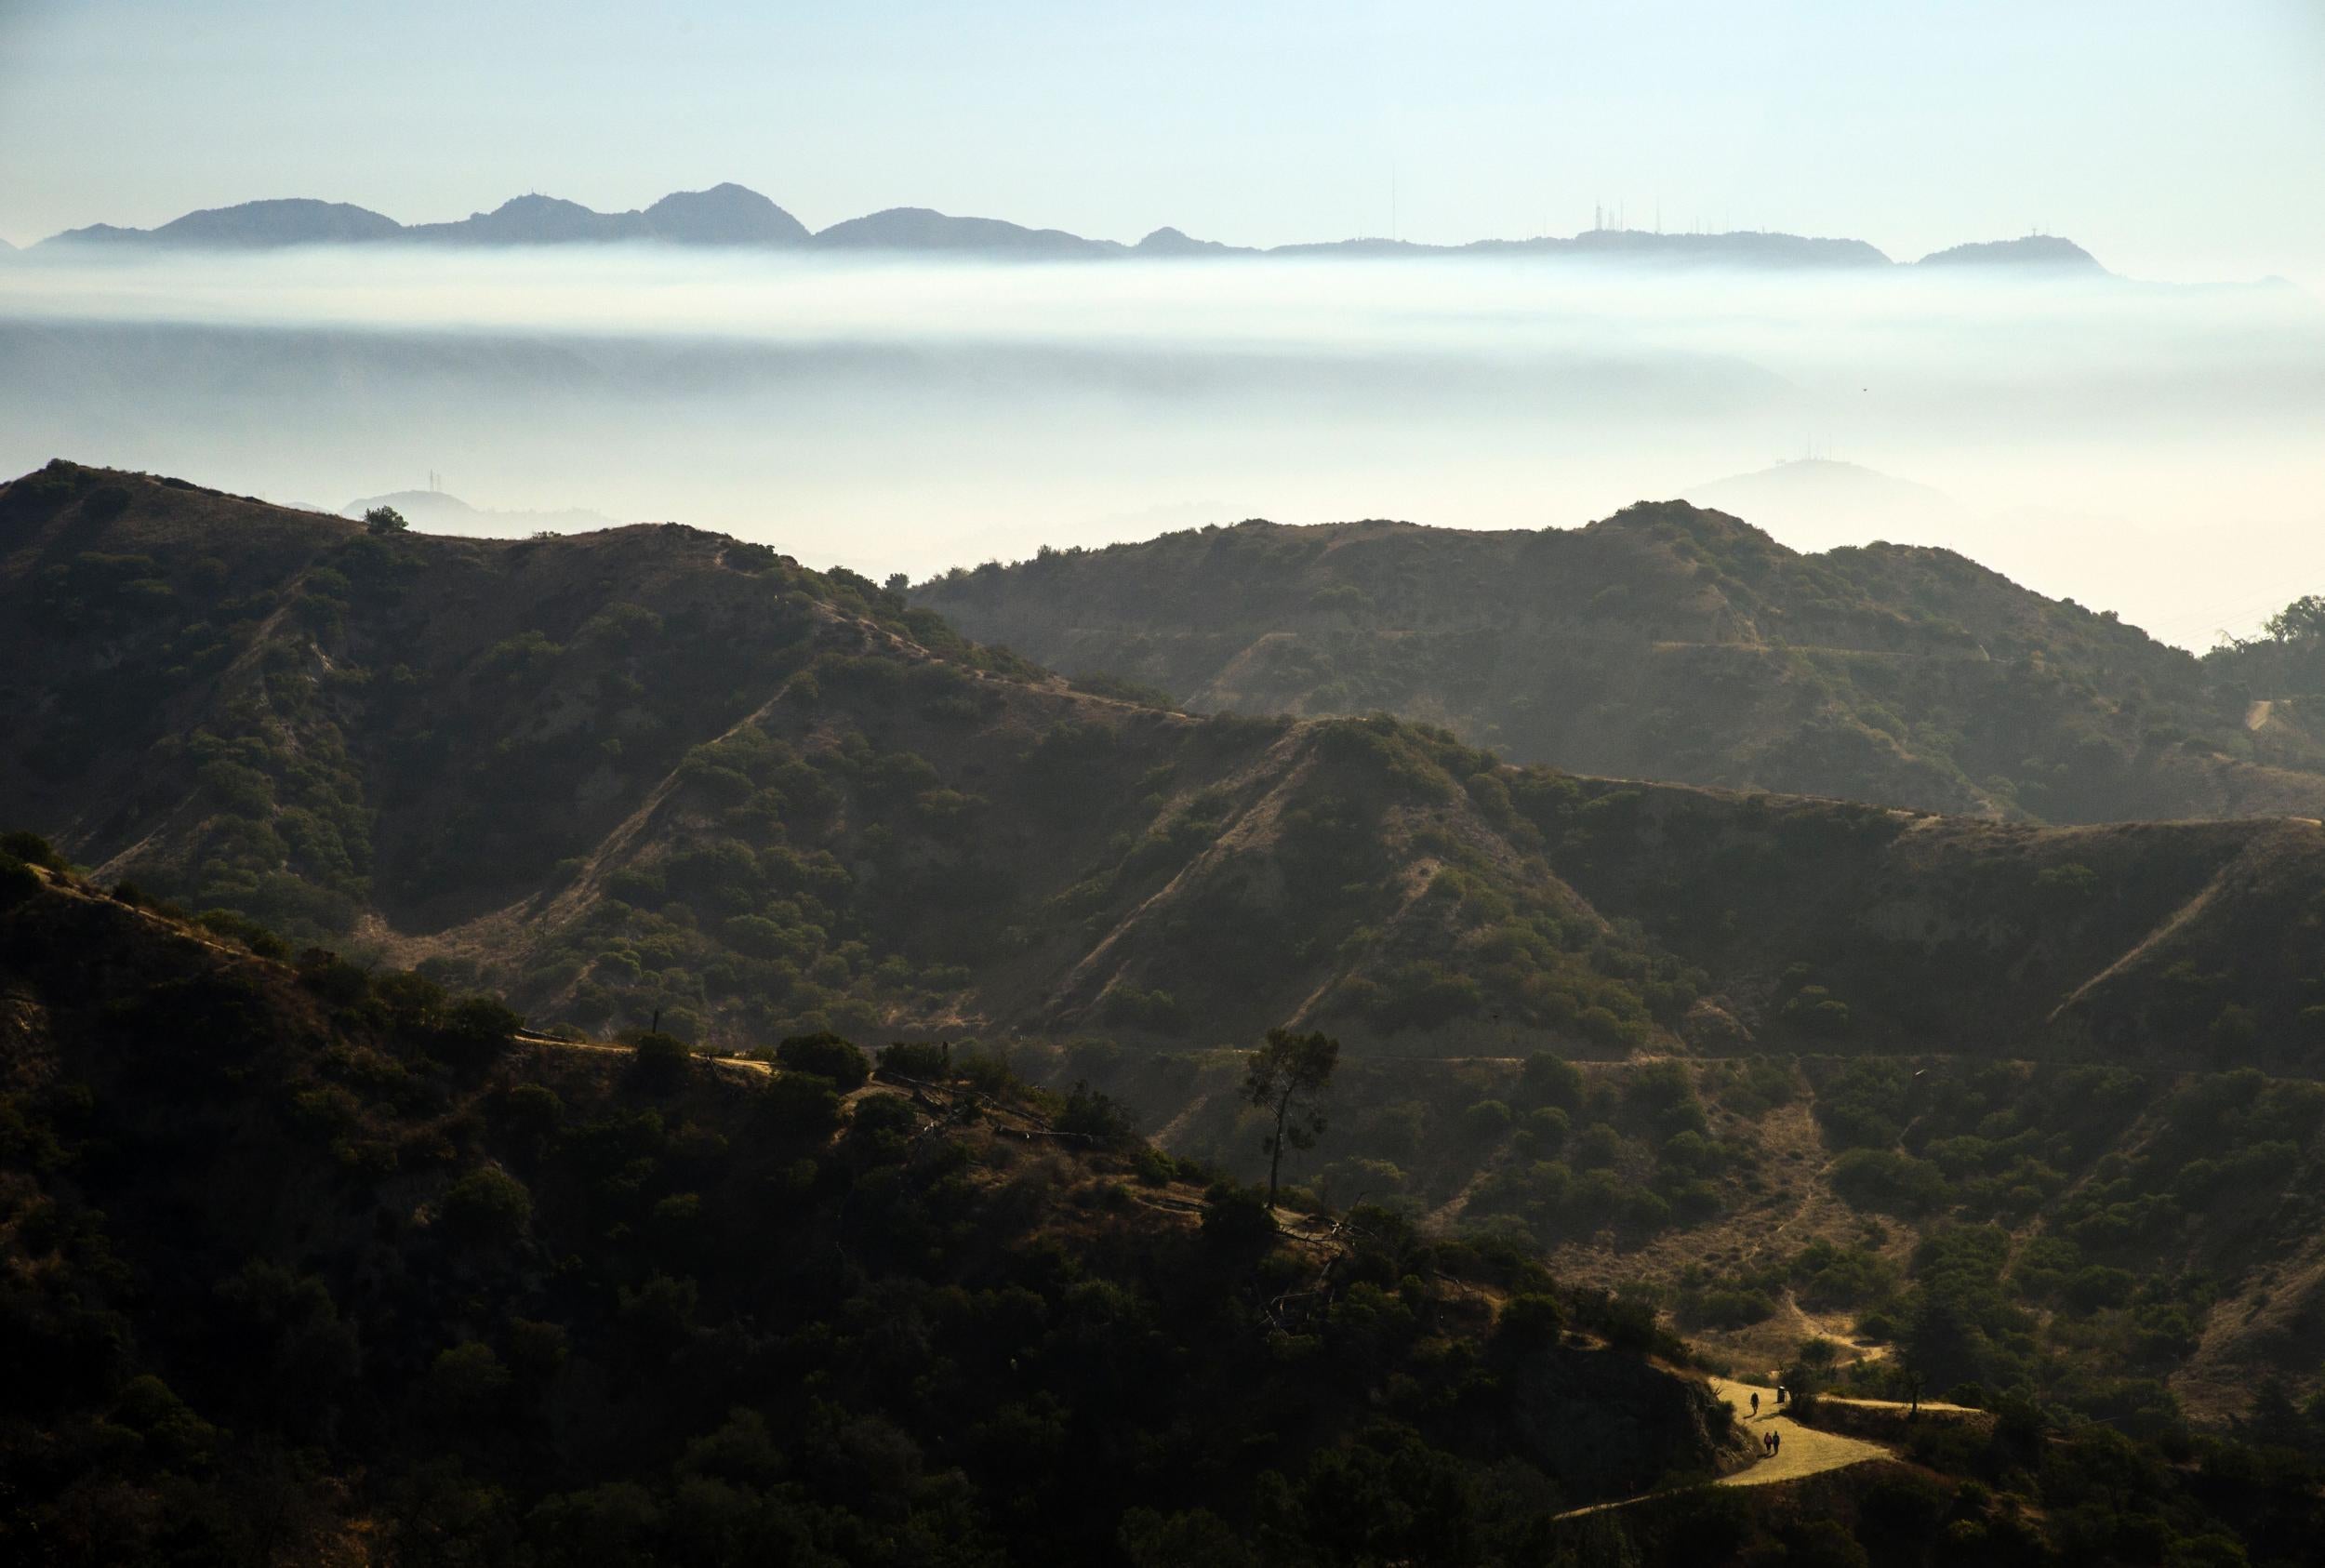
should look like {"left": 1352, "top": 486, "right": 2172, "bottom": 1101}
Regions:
{"left": 642, "top": 182, "right": 809, "bottom": 245}
{"left": 1136, "top": 226, "right": 1252, "bottom": 256}
{"left": 1916, "top": 234, "right": 2105, "bottom": 271}
{"left": 811, "top": 206, "right": 1125, "bottom": 258}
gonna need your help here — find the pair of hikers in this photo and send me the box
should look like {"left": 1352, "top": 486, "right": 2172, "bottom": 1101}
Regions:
{"left": 1761, "top": 1428, "right": 1783, "bottom": 1457}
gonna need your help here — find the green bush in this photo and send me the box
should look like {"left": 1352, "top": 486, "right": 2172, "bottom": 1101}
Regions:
{"left": 629, "top": 1031, "right": 695, "bottom": 1093}
{"left": 439, "top": 1166, "right": 532, "bottom": 1245}
{"left": 296, "top": 948, "right": 372, "bottom": 1008}
{"left": 1131, "top": 1145, "right": 1176, "bottom": 1186}
{"left": 1057, "top": 1081, "right": 1140, "bottom": 1148}
{"left": 1516, "top": 1042, "right": 1590, "bottom": 1107}
{"left": 1201, "top": 1181, "right": 1277, "bottom": 1252}
{"left": 1462, "top": 1099, "right": 1513, "bottom": 1142}
{"left": 1683, "top": 1288, "right": 1775, "bottom": 1329}
{"left": 440, "top": 996, "right": 524, "bottom": 1063}
{"left": 426, "top": 1342, "right": 512, "bottom": 1423}
{"left": 775, "top": 1031, "right": 870, "bottom": 1090}
{"left": 754, "top": 1073, "right": 843, "bottom": 1140}
{"left": 0, "top": 831, "right": 68, "bottom": 870}
{"left": 878, "top": 1040, "right": 951, "bottom": 1080}
{"left": 1492, "top": 1292, "right": 1567, "bottom": 1353}
{"left": 195, "top": 908, "right": 290, "bottom": 960}
{"left": 1830, "top": 1148, "right": 1951, "bottom": 1215}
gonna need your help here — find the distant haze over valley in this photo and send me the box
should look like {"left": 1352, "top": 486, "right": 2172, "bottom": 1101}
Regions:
{"left": 3, "top": 229, "right": 2316, "bottom": 648}
{"left": 337, "top": 489, "right": 618, "bottom": 538}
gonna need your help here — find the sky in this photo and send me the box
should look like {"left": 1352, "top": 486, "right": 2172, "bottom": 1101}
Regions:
{"left": 3, "top": 1, "right": 2323, "bottom": 282}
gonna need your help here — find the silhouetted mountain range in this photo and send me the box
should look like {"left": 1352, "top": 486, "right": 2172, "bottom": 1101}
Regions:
{"left": 32, "top": 183, "right": 2115, "bottom": 271}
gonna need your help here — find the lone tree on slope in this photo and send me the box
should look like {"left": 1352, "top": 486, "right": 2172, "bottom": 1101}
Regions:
{"left": 1243, "top": 1028, "right": 1339, "bottom": 1210}
{"left": 364, "top": 504, "right": 408, "bottom": 536}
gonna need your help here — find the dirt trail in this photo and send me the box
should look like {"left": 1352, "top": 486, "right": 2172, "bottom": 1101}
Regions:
{"left": 1707, "top": 1380, "right": 1892, "bottom": 1489}
{"left": 516, "top": 1032, "right": 772, "bottom": 1076}
{"left": 1553, "top": 1378, "right": 1960, "bottom": 1521}
{"left": 1149, "top": 1092, "right": 1213, "bottom": 1149}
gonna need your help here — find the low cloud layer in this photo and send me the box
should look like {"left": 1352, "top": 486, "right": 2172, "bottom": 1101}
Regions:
{"left": 2, "top": 246, "right": 2318, "bottom": 646}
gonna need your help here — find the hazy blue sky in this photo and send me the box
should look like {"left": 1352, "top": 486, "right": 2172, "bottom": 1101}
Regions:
{"left": 3, "top": 1, "right": 2321, "bottom": 276}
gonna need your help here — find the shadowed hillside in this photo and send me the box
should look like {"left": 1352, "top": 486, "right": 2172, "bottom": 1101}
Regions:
{"left": 913, "top": 508, "right": 2325, "bottom": 824}
{"left": 0, "top": 857, "right": 1738, "bottom": 1559}
{"left": 7, "top": 824, "right": 2323, "bottom": 1564}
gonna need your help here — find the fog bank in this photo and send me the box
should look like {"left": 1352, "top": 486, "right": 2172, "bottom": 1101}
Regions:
{"left": 2, "top": 247, "right": 2318, "bottom": 647}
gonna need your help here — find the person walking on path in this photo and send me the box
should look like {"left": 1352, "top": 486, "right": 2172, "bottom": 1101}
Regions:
{"left": 1749, "top": 1391, "right": 1760, "bottom": 1417}
{"left": 1771, "top": 1430, "right": 1782, "bottom": 1456}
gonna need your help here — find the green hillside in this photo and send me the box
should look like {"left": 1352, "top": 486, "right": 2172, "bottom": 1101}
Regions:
{"left": 9, "top": 463, "right": 2325, "bottom": 1561}
{"left": 9, "top": 463, "right": 2325, "bottom": 1075}
{"left": 913, "top": 508, "right": 2325, "bottom": 824}
{"left": 7, "top": 842, "right": 2323, "bottom": 1565}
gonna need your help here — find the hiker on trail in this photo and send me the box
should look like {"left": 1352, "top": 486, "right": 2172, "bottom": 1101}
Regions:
{"left": 1771, "top": 1430, "right": 1782, "bottom": 1456}
{"left": 1749, "top": 1391, "right": 1760, "bottom": 1417}
{"left": 1761, "top": 1431, "right": 1775, "bottom": 1455}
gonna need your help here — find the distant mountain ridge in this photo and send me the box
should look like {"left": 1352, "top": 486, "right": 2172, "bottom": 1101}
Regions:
{"left": 41, "top": 183, "right": 811, "bottom": 251}
{"left": 1680, "top": 458, "right": 1961, "bottom": 552}
{"left": 33, "top": 183, "right": 2112, "bottom": 271}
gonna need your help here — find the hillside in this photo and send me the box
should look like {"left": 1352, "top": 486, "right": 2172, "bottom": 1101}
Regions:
{"left": 11, "top": 470, "right": 2325, "bottom": 1561}
{"left": 1063, "top": 1036, "right": 2325, "bottom": 1422}
{"left": 913, "top": 508, "right": 2325, "bottom": 824}
{"left": 0, "top": 857, "right": 1742, "bottom": 1560}
{"left": 0, "top": 462, "right": 1684, "bottom": 1057}
{"left": 8, "top": 823, "right": 2325, "bottom": 1565}
{"left": 10, "top": 465, "right": 2325, "bottom": 1080}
